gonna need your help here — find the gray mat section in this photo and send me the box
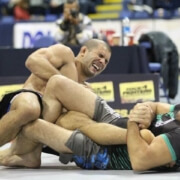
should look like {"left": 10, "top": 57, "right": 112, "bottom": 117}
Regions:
{"left": 0, "top": 152, "right": 180, "bottom": 180}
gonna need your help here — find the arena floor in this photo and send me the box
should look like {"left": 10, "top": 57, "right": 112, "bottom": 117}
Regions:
{"left": 0, "top": 144, "right": 180, "bottom": 180}
{"left": 0, "top": 152, "right": 180, "bottom": 180}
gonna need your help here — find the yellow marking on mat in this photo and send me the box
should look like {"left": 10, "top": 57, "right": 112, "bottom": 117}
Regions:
{"left": 0, "top": 84, "right": 23, "bottom": 100}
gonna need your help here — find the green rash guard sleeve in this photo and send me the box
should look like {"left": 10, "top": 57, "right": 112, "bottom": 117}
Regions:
{"left": 160, "top": 134, "right": 177, "bottom": 161}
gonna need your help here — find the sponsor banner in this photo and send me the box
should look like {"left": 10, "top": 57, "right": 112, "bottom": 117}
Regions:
{"left": 119, "top": 80, "right": 155, "bottom": 103}
{"left": 90, "top": 81, "right": 114, "bottom": 102}
{"left": 88, "top": 74, "right": 159, "bottom": 114}
{"left": 114, "top": 109, "right": 129, "bottom": 117}
{"left": 13, "top": 19, "right": 180, "bottom": 54}
{"left": 0, "top": 74, "right": 159, "bottom": 114}
{"left": 13, "top": 22, "right": 57, "bottom": 48}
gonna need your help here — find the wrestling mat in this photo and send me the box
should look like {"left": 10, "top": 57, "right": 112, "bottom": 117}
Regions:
{"left": 0, "top": 144, "right": 179, "bottom": 180}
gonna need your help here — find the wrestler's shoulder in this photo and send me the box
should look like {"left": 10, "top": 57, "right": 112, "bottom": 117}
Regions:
{"left": 51, "top": 43, "right": 72, "bottom": 51}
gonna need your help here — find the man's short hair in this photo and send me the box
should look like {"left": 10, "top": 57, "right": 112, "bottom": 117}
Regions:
{"left": 84, "top": 39, "right": 111, "bottom": 53}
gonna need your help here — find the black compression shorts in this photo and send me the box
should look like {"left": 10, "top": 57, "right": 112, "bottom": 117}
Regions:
{"left": 0, "top": 89, "right": 43, "bottom": 119}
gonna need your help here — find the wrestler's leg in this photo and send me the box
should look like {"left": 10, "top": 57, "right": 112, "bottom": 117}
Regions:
{"left": 43, "top": 75, "right": 126, "bottom": 144}
{"left": 3, "top": 111, "right": 125, "bottom": 167}
{"left": 0, "top": 74, "right": 97, "bottom": 166}
{"left": 79, "top": 123, "right": 127, "bottom": 145}
{"left": 0, "top": 75, "right": 97, "bottom": 165}
{"left": 0, "top": 119, "right": 73, "bottom": 167}
{"left": 57, "top": 111, "right": 127, "bottom": 145}
{"left": 1, "top": 112, "right": 126, "bottom": 166}
{"left": 56, "top": 111, "right": 95, "bottom": 130}
{"left": 23, "top": 119, "right": 73, "bottom": 153}
{"left": 0, "top": 92, "right": 41, "bottom": 146}
{"left": 43, "top": 75, "right": 97, "bottom": 122}
{"left": 3, "top": 76, "right": 83, "bottom": 160}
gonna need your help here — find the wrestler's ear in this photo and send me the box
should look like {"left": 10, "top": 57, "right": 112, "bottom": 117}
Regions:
{"left": 79, "top": 46, "right": 88, "bottom": 57}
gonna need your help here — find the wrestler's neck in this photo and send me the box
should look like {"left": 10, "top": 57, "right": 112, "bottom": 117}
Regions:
{"left": 75, "top": 61, "right": 87, "bottom": 85}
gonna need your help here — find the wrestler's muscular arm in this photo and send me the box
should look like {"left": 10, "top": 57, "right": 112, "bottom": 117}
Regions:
{"left": 128, "top": 102, "right": 174, "bottom": 171}
{"left": 127, "top": 121, "right": 174, "bottom": 171}
{"left": 81, "top": 102, "right": 171, "bottom": 145}
{"left": 25, "top": 44, "right": 78, "bottom": 82}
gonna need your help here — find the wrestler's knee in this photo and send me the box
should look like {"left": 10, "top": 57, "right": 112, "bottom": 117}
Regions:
{"left": 22, "top": 103, "right": 40, "bottom": 120}
{"left": 47, "top": 75, "right": 70, "bottom": 93}
{"left": 48, "top": 75, "right": 65, "bottom": 87}
{"left": 14, "top": 96, "right": 41, "bottom": 123}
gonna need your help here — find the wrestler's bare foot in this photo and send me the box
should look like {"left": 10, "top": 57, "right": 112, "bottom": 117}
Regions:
{"left": 0, "top": 148, "right": 41, "bottom": 168}
{"left": 1, "top": 153, "right": 41, "bottom": 168}
{"left": 0, "top": 148, "right": 10, "bottom": 164}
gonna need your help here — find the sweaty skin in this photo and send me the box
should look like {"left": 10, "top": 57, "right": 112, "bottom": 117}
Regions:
{"left": 0, "top": 39, "right": 112, "bottom": 168}
{"left": 0, "top": 44, "right": 78, "bottom": 147}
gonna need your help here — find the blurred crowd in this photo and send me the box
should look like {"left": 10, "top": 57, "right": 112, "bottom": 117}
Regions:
{"left": 127, "top": 0, "right": 180, "bottom": 17}
{"left": 0, "top": 0, "right": 102, "bottom": 20}
{"left": 1, "top": 0, "right": 180, "bottom": 21}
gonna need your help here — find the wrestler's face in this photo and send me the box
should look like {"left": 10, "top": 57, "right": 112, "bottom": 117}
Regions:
{"left": 82, "top": 44, "right": 111, "bottom": 78}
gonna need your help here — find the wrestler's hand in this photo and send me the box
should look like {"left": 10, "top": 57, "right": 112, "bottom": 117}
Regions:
{"left": 128, "top": 103, "right": 155, "bottom": 129}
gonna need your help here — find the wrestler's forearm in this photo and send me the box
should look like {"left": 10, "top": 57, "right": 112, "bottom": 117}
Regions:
{"left": 127, "top": 121, "right": 174, "bottom": 171}
{"left": 127, "top": 121, "right": 149, "bottom": 171}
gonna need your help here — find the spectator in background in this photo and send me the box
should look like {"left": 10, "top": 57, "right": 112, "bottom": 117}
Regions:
{"left": 49, "top": 0, "right": 65, "bottom": 16}
{"left": 54, "top": 0, "right": 93, "bottom": 46}
{"left": 13, "top": 0, "right": 30, "bottom": 20}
